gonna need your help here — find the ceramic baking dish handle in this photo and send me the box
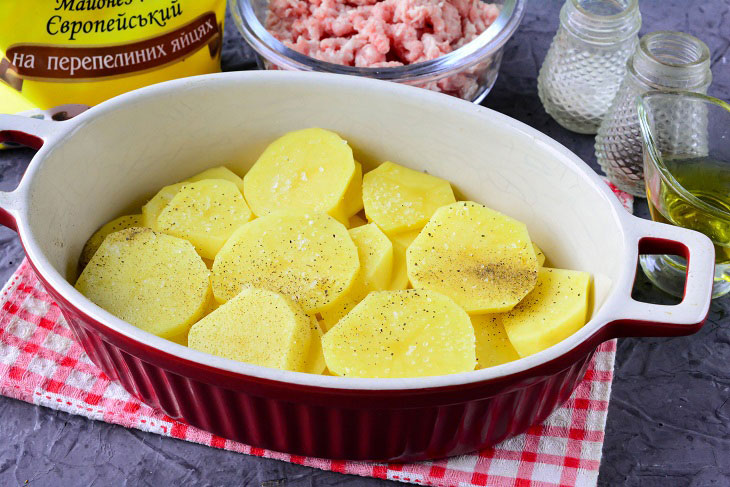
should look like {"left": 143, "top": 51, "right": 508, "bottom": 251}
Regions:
{"left": 0, "top": 114, "right": 63, "bottom": 230}
{"left": 607, "top": 216, "right": 715, "bottom": 338}
{"left": 0, "top": 113, "right": 62, "bottom": 149}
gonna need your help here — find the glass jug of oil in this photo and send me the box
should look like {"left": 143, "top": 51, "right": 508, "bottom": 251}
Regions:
{"left": 638, "top": 90, "right": 730, "bottom": 298}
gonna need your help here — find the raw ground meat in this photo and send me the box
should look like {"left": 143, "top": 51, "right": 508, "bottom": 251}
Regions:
{"left": 265, "top": 0, "right": 500, "bottom": 99}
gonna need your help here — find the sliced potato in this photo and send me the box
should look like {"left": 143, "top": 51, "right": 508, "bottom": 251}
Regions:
{"left": 142, "top": 182, "right": 186, "bottom": 229}
{"left": 407, "top": 201, "right": 539, "bottom": 314}
{"left": 187, "top": 166, "right": 244, "bottom": 194}
{"left": 362, "top": 161, "right": 455, "bottom": 234}
{"left": 304, "top": 317, "right": 327, "bottom": 374}
{"left": 348, "top": 213, "right": 367, "bottom": 228}
{"left": 471, "top": 314, "right": 520, "bottom": 369}
{"left": 389, "top": 243, "right": 410, "bottom": 291}
{"left": 243, "top": 128, "right": 356, "bottom": 221}
{"left": 387, "top": 229, "right": 420, "bottom": 291}
{"left": 319, "top": 295, "right": 358, "bottom": 332}
{"left": 75, "top": 227, "right": 211, "bottom": 343}
{"left": 390, "top": 229, "right": 421, "bottom": 249}
{"left": 502, "top": 268, "right": 591, "bottom": 357}
{"left": 323, "top": 289, "right": 476, "bottom": 378}
{"left": 336, "top": 161, "right": 363, "bottom": 219}
{"left": 348, "top": 223, "right": 393, "bottom": 294}
{"left": 79, "top": 214, "right": 143, "bottom": 269}
{"left": 320, "top": 223, "right": 393, "bottom": 330}
{"left": 212, "top": 212, "right": 359, "bottom": 313}
{"left": 156, "top": 179, "right": 253, "bottom": 259}
{"left": 142, "top": 167, "right": 244, "bottom": 230}
{"left": 533, "top": 242, "right": 546, "bottom": 267}
{"left": 188, "top": 287, "right": 311, "bottom": 371}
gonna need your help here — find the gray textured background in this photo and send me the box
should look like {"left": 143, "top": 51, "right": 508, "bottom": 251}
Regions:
{"left": 1, "top": 1, "right": 729, "bottom": 485}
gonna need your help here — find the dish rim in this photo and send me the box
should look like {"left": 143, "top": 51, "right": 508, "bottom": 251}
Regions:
{"left": 11, "top": 71, "right": 637, "bottom": 391}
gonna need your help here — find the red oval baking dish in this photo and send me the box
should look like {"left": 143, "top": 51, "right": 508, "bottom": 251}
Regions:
{"left": 0, "top": 71, "right": 715, "bottom": 461}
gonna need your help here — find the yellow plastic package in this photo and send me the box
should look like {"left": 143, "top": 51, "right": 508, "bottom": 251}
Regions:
{"left": 0, "top": 0, "right": 226, "bottom": 110}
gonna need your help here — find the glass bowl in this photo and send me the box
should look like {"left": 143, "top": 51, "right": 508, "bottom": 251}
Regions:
{"left": 230, "top": 0, "right": 527, "bottom": 103}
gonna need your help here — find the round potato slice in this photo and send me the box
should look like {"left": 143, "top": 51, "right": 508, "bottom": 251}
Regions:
{"left": 388, "top": 243, "right": 410, "bottom": 291}
{"left": 471, "top": 314, "right": 520, "bottom": 369}
{"left": 348, "top": 223, "right": 393, "bottom": 294}
{"left": 75, "top": 227, "right": 211, "bottom": 343}
{"left": 212, "top": 212, "right": 359, "bottom": 313}
{"left": 502, "top": 267, "right": 590, "bottom": 357}
{"left": 142, "top": 182, "right": 186, "bottom": 229}
{"left": 407, "top": 201, "right": 539, "bottom": 314}
{"left": 304, "top": 317, "right": 327, "bottom": 374}
{"left": 243, "top": 128, "right": 356, "bottom": 220}
{"left": 362, "top": 161, "right": 456, "bottom": 234}
{"left": 532, "top": 242, "right": 546, "bottom": 267}
{"left": 156, "top": 179, "right": 253, "bottom": 259}
{"left": 186, "top": 166, "right": 244, "bottom": 194}
{"left": 320, "top": 223, "right": 393, "bottom": 330}
{"left": 142, "top": 167, "right": 245, "bottom": 230}
{"left": 334, "top": 161, "right": 363, "bottom": 220}
{"left": 387, "top": 229, "right": 420, "bottom": 291}
{"left": 79, "top": 214, "right": 143, "bottom": 270}
{"left": 319, "top": 295, "right": 359, "bottom": 332}
{"left": 322, "top": 289, "right": 476, "bottom": 378}
{"left": 189, "top": 287, "right": 312, "bottom": 371}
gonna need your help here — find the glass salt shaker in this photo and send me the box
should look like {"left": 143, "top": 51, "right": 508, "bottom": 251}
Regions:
{"left": 595, "top": 31, "right": 712, "bottom": 196}
{"left": 537, "top": 0, "right": 641, "bottom": 134}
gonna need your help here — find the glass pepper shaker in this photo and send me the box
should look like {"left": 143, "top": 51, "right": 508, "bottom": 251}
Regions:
{"left": 595, "top": 31, "right": 712, "bottom": 196}
{"left": 537, "top": 0, "right": 641, "bottom": 134}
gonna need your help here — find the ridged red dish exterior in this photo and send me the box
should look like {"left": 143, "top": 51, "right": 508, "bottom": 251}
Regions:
{"left": 45, "top": 280, "right": 601, "bottom": 461}
{"left": 24, "top": 223, "right": 706, "bottom": 461}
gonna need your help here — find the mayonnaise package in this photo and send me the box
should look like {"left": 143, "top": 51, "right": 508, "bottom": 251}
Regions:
{"left": 0, "top": 1, "right": 226, "bottom": 110}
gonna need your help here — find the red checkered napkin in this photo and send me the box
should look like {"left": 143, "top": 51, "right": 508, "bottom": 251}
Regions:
{"left": 0, "top": 183, "right": 632, "bottom": 487}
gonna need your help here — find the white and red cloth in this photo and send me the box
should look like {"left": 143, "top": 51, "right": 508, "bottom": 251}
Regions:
{"left": 0, "top": 183, "right": 632, "bottom": 487}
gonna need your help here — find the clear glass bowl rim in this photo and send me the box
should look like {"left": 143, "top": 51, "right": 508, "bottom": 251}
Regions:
{"left": 230, "top": 0, "right": 527, "bottom": 82}
{"left": 637, "top": 90, "right": 730, "bottom": 221}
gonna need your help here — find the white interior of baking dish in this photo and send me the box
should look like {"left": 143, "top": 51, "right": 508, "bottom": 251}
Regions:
{"left": 16, "top": 71, "right": 631, "bottom": 389}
